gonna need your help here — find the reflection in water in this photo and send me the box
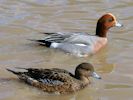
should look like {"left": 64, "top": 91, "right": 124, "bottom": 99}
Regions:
{"left": 98, "top": 64, "right": 114, "bottom": 73}
{"left": 105, "top": 84, "right": 132, "bottom": 89}
{"left": 0, "top": 0, "right": 133, "bottom": 100}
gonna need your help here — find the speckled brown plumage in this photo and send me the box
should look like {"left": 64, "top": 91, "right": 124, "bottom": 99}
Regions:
{"left": 7, "top": 63, "right": 101, "bottom": 94}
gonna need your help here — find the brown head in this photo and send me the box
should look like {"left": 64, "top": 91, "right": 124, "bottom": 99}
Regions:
{"left": 96, "top": 13, "right": 123, "bottom": 37}
{"left": 75, "top": 63, "right": 101, "bottom": 82}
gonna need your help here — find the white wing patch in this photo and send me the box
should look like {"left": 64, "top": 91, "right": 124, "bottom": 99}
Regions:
{"left": 75, "top": 44, "right": 87, "bottom": 46}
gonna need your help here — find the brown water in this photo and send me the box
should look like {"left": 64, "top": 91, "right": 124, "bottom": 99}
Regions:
{"left": 0, "top": 0, "right": 133, "bottom": 100}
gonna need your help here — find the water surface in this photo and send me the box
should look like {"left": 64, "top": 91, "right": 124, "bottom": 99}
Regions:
{"left": 0, "top": 0, "right": 133, "bottom": 100}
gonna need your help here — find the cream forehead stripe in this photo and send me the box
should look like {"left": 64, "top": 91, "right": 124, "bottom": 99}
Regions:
{"left": 106, "top": 13, "right": 117, "bottom": 21}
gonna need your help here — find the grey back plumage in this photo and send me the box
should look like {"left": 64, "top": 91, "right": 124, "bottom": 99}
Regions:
{"left": 44, "top": 32, "right": 95, "bottom": 45}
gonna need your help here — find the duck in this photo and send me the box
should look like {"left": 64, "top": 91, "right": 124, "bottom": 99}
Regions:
{"left": 6, "top": 63, "right": 101, "bottom": 94}
{"left": 31, "top": 13, "right": 123, "bottom": 57}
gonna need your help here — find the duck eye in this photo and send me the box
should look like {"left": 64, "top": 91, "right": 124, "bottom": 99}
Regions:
{"left": 107, "top": 18, "right": 113, "bottom": 22}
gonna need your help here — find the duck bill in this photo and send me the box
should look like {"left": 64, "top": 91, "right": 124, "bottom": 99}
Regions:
{"left": 91, "top": 72, "right": 101, "bottom": 79}
{"left": 115, "top": 21, "right": 123, "bottom": 27}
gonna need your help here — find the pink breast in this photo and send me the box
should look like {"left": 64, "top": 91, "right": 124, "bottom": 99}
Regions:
{"left": 93, "top": 38, "right": 107, "bottom": 53}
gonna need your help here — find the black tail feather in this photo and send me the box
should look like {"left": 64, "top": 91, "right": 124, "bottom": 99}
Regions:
{"left": 14, "top": 67, "right": 27, "bottom": 69}
{"left": 41, "top": 32, "right": 56, "bottom": 35}
{"left": 28, "top": 39, "right": 51, "bottom": 47}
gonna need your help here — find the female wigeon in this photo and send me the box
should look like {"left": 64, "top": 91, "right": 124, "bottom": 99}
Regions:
{"left": 32, "top": 13, "right": 123, "bottom": 57}
{"left": 7, "top": 63, "right": 101, "bottom": 94}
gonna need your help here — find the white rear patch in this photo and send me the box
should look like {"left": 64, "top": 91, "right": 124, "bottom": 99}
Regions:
{"left": 50, "top": 43, "right": 59, "bottom": 48}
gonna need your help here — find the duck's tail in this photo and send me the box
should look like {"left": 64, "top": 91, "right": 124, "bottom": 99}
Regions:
{"left": 6, "top": 68, "right": 20, "bottom": 75}
{"left": 28, "top": 39, "right": 52, "bottom": 47}
{"left": 6, "top": 68, "right": 35, "bottom": 85}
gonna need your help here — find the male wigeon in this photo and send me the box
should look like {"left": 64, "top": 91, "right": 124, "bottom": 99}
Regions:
{"left": 31, "top": 13, "right": 123, "bottom": 57}
{"left": 7, "top": 63, "right": 101, "bottom": 94}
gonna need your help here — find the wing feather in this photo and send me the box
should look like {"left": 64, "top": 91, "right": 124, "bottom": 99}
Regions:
{"left": 43, "top": 32, "right": 94, "bottom": 45}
